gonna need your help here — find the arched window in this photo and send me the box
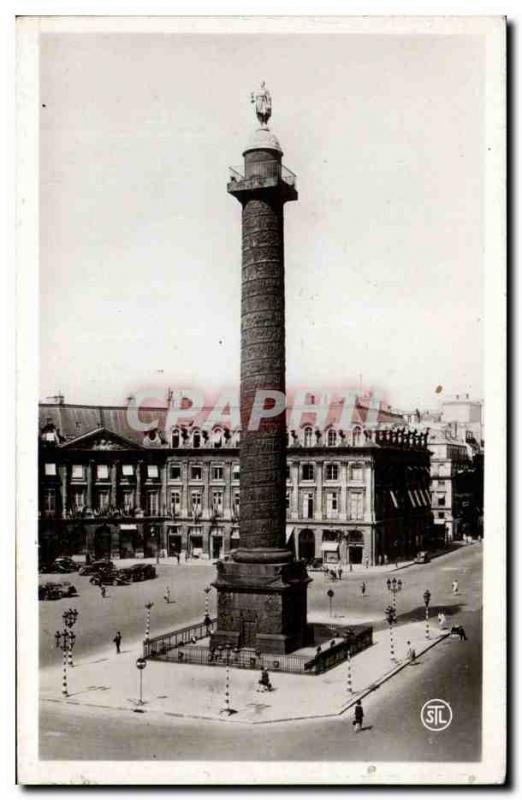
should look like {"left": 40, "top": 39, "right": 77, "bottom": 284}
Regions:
{"left": 352, "top": 427, "right": 362, "bottom": 446}
{"left": 192, "top": 429, "right": 201, "bottom": 449}
{"left": 212, "top": 428, "right": 223, "bottom": 448}
{"left": 233, "top": 430, "right": 240, "bottom": 447}
{"left": 327, "top": 428, "right": 337, "bottom": 447}
{"left": 171, "top": 428, "right": 180, "bottom": 448}
{"left": 303, "top": 426, "right": 313, "bottom": 447}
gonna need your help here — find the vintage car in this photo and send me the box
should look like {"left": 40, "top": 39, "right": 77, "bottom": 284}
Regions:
{"left": 89, "top": 569, "right": 131, "bottom": 586}
{"left": 414, "top": 551, "right": 431, "bottom": 564}
{"left": 38, "top": 581, "right": 78, "bottom": 600}
{"left": 78, "top": 560, "right": 115, "bottom": 576}
{"left": 39, "top": 557, "right": 78, "bottom": 574}
{"left": 119, "top": 563, "right": 157, "bottom": 582}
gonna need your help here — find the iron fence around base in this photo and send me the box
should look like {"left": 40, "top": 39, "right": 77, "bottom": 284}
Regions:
{"left": 143, "top": 620, "right": 373, "bottom": 676}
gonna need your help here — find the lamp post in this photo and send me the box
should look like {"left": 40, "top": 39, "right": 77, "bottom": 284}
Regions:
{"left": 57, "top": 608, "right": 79, "bottom": 698}
{"left": 219, "top": 644, "right": 237, "bottom": 715}
{"left": 136, "top": 657, "right": 147, "bottom": 705}
{"left": 344, "top": 628, "right": 354, "bottom": 697}
{"left": 385, "top": 604, "right": 397, "bottom": 662}
{"left": 204, "top": 585, "right": 211, "bottom": 618}
{"left": 144, "top": 601, "right": 154, "bottom": 641}
{"left": 423, "top": 589, "right": 431, "bottom": 640}
{"left": 327, "top": 589, "right": 335, "bottom": 618}
{"left": 386, "top": 577, "right": 403, "bottom": 610}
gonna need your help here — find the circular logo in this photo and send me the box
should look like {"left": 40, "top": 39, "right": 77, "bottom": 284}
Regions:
{"left": 421, "top": 698, "right": 453, "bottom": 731}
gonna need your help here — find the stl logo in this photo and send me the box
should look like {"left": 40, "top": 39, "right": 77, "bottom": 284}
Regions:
{"left": 420, "top": 699, "right": 453, "bottom": 732}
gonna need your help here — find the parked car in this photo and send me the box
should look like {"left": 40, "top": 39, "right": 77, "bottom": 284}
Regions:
{"left": 414, "top": 551, "right": 431, "bottom": 564}
{"left": 90, "top": 569, "right": 130, "bottom": 586}
{"left": 39, "top": 558, "right": 78, "bottom": 574}
{"left": 78, "top": 560, "right": 115, "bottom": 576}
{"left": 120, "top": 563, "right": 157, "bottom": 582}
{"left": 306, "top": 558, "right": 324, "bottom": 571}
{"left": 38, "top": 581, "right": 78, "bottom": 600}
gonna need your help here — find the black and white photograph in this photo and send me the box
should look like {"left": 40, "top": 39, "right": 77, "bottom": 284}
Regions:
{"left": 15, "top": 14, "right": 506, "bottom": 785}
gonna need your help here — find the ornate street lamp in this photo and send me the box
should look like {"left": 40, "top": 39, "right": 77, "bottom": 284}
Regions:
{"left": 204, "top": 585, "right": 211, "bottom": 617}
{"left": 56, "top": 607, "right": 79, "bottom": 697}
{"left": 219, "top": 644, "right": 237, "bottom": 716}
{"left": 423, "top": 589, "right": 431, "bottom": 640}
{"left": 387, "top": 577, "right": 403, "bottom": 610}
{"left": 385, "top": 604, "right": 397, "bottom": 662}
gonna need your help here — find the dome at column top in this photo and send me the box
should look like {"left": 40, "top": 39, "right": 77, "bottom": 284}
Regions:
{"left": 243, "top": 127, "right": 283, "bottom": 156}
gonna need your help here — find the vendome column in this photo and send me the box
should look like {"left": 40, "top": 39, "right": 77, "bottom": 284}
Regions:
{"left": 211, "top": 85, "right": 310, "bottom": 655}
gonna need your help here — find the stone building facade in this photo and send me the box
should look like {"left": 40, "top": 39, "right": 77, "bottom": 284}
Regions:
{"left": 38, "top": 402, "right": 433, "bottom": 566}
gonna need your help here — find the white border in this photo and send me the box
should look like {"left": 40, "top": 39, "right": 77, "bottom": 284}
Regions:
{"left": 15, "top": 12, "right": 506, "bottom": 786}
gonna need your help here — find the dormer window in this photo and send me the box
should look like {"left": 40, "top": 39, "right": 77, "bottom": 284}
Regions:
{"left": 327, "top": 428, "right": 337, "bottom": 447}
{"left": 353, "top": 427, "right": 362, "bottom": 446}
{"left": 171, "top": 428, "right": 181, "bottom": 448}
{"left": 192, "top": 429, "right": 201, "bottom": 449}
{"left": 303, "top": 426, "right": 314, "bottom": 447}
{"left": 212, "top": 428, "right": 223, "bottom": 448}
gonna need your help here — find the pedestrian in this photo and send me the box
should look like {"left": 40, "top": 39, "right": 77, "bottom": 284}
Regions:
{"left": 353, "top": 699, "right": 364, "bottom": 732}
{"left": 176, "top": 552, "right": 181, "bottom": 565}
{"left": 113, "top": 631, "right": 122, "bottom": 654}
{"left": 349, "top": 563, "right": 353, "bottom": 573}
{"left": 458, "top": 625, "right": 467, "bottom": 641}
{"left": 164, "top": 586, "right": 171, "bottom": 604}
{"left": 258, "top": 668, "right": 273, "bottom": 692}
{"left": 337, "top": 565, "right": 343, "bottom": 580}
{"left": 364, "top": 558, "right": 369, "bottom": 569}
{"left": 360, "top": 581, "right": 366, "bottom": 598}
{"left": 203, "top": 613, "right": 212, "bottom": 635}
{"left": 384, "top": 554, "right": 389, "bottom": 566}
{"left": 406, "top": 640, "right": 416, "bottom": 663}
{"left": 437, "top": 611, "right": 447, "bottom": 630}
{"left": 452, "top": 580, "right": 459, "bottom": 595}
{"left": 395, "top": 558, "right": 399, "bottom": 569}
{"left": 100, "top": 584, "right": 107, "bottom": 599}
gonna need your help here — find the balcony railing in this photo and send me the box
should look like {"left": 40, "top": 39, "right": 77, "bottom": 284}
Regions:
{"left": 229, "top": 162, "right": 296, "bottom": 188}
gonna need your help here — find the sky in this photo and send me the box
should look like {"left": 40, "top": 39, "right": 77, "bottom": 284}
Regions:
{"left": 40, "top": 30, "right": 484, "bottom": 412}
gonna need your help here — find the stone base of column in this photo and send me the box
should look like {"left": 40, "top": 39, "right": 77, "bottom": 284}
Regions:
{"left": 210, "top": 557, "right": 312, "bottom": 655}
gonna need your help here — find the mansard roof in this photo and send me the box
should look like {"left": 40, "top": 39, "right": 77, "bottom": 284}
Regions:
{"left": 58, "top": 426, "right": 147, "bottom": 451}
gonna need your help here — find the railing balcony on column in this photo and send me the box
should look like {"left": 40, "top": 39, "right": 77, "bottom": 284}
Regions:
{"left": 228, "top": 163, "right": 297, "bottom": 188}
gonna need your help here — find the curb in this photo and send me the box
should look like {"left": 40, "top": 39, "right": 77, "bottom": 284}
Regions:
{"left": 41, "top": 632, "right": 451, "bottom": 727}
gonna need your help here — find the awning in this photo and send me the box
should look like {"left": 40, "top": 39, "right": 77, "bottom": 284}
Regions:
{"left": 408, "top": 490, "right": 417, "bottom": 507}
{"left": 285, "top": 525, "right": 294, "bottom": 543}
{"left": 389, "top": 490, "right": 399, "bottom": 509}
{"left": 120, "top": 524, "right": 137, "bottom": 530}
{"left": 321, "top": 542, "right": 339, "bottom": 552}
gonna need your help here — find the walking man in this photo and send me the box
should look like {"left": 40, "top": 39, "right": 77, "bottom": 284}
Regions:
{"left": 113, "top": 631, "right": 122, "bottom": 654}
{"left": 360, "top": 581, "right": 367, "bottom": 598}
{"left": 452, "top": 579, "right": 459, "bottom": 595}
{"left": 164, "top": 586, "right": 171, "bottom": 604}
{"left": 100, "top": 584, "right": 107, "bottom": 599}
{"left": 337, "top": 565, "right": 343, "bottom": 581}
{"left": 406, "top": 640, "right": 416, "bottom": 663}
{"left": 458, "top": 625, "right": 468, "bottom": 641}
{"left": 437, "top": 611, "right": 447, "bottom": 630}
{"left": 353, "top": 699, "right": 364, "bottom": 732}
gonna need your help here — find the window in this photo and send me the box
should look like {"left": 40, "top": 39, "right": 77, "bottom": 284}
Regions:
{"left": 301, "top": 463, "right": 315, "bottom": 481}
{"left": 71, "top": 464, "right": 84, "bottom": 480}
{"left": 437, "top": 479, "right": 445, "bottom": 487}
{"left": 233, "top": 491, "right": 240, "bottom": 515}
{"left": 190, "top": 465, "right": 202, "bottom": 481}
{"left": 44, "top": 463, "right": 57, "bottom": 477}
{"left": 212, "top": 428, "right": 223, "bottom": 448}
{"left": 43, "top": 431, "right": 56, "bottom": 442}
{"left": 327, "top": 428, "right": 337, "bottom": 447}
{"left": 286, "top": 490, "right": 291, "bottom": 510}
{"left": 303, "top": 426, "right": 314, "bottom": 447}
{"left": 171, "top": 429, "right": 181, "bottom": 448}
{"left": 348, "top": 492, "right": 364, "bottom": 520}
{"left": 192, "top": 429, "right": 201, "bottom": 448}
{"left": 71, "top": 488, "right": 85, "bottom": 511}
{"left": 147, "top": 465, "right": 159, "bottom": 479}
{"left": 286, "top": 465, "right": 290, "bottom": 481}
{"left": 43, "top": 489, "right": 56, "bottom": 513}
{"left": 303, "top": 492, "right": 314, "bottom": 519}
{"left": 169, "top": 464, "right": 181, "bottom": 480}
{"left": 97, "top": 489, "right": 110, "bottom": 511}
{"left": 350, "top": 463, "right": 364, "bottom": 482}
{"left": 233, "top": 430, "right": 240, "bottom": 446}
{"left": 232, "top": 464, "right": 240, "bottom": 481}
{"left": 122, "top": 489, "right": 134, "bottom": 512}
{"left": 352, "top": 427, "right": 362, "bottom": 446}
{"left": 191, "top": 491, "right": 202, "bottom": 514}
{"left": 325, "top": 463, "right": 338, "bottom": 481}
{"left": 437, "top": 494, "right": 445, "bottom": 506}
{"left": 211, "top": 465, "right": 224, "bottom": 481}
{"left": 170, "top": 491, "right": 181, "bottom": 514}
{"left": 122, "top": 464, "right": 134, "bottom": 477}
{"left": 438, "top": 512, "right": 445, "bottom": 519}
{"left": 97, "top": 464, "right": 109, "bottom": 480}
{"left": 326, "top": 491, "right": 338, "bottom": 518}
{"left": 147, "top": 492, "right": 159, "bottom": 515}
{"left": 212, "top": 490, "right": 223, "bottom": 515}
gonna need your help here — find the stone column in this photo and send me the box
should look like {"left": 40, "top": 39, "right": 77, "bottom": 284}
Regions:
{"left": 136, "top": 460, "right": 143, "bottom": 512}
{"left": 60, "top": 464, "right": 68, "bottom": 519}
{"left": 110, "top": 463, "right": 117, "bottom": 508}
{"left": 314, "top": 461, "right": 323, "bottom": 521}
{"left": 86, "top": 460, "right": 94, "bottom": 512}
{"left": 160, "top": 462, "right": 168, "bottom": 516}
